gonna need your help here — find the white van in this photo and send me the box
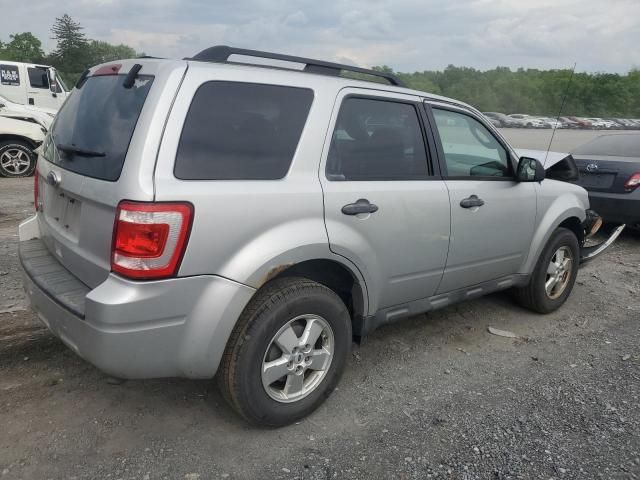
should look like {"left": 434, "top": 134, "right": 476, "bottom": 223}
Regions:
{"left": 0, "top": 61, "right": 69, "bottom": 110}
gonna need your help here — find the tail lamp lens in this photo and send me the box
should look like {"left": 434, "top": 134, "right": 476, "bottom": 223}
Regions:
{"left": 111, "top": 201, "right": 193, "bottom": 280}
{"left": 624, "top": 173, "right": 640, "bottom": 191}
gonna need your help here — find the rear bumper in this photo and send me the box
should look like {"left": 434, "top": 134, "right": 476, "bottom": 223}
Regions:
{"left": 19, "top": 218, "right": 255, "bottom": 379}
{"left": 587, "top": 190, "right": 640, "bottom": 226}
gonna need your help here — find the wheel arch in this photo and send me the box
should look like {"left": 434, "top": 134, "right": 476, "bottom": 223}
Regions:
{"left": 521, "top": 194, "right": 587, "bottom": 275}
{"left": 0, "top": 134, "right": 40, "bottom": 150}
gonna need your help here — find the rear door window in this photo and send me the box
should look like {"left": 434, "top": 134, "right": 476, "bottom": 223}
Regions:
{"left": 44, "top": 74, "right": 154, "bottom": 181}
{"left": 326, "top": 97, "right": 430, "bottom": 181}
{"left": 174, "top": 82, "right": 313, "bottom": 180}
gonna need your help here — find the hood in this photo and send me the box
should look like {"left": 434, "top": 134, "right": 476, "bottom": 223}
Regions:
{"left": 515, "top": 149, "right": 569, "bottom": 169}
{"left": 516, "top": 148, "right": 579, "bottom": 182}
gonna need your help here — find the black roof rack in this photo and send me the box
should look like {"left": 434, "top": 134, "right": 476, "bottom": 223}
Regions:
{"left": 187, "top": 45, "right": 405, "bottom": 87}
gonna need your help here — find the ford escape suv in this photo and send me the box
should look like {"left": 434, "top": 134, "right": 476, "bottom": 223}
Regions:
{"left": 19, "top": 46, "right": 619, "bottom": 426}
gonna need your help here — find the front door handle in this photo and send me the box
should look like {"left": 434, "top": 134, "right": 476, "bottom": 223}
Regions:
{"left": 342, "top": 199, "right": 379, "bottom": 215}
{"left": 460, "top": 195, "right": 485, "bottom": 208}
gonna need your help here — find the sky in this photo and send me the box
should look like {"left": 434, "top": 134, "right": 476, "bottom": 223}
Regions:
{"left": 0, "top": 0, "right": 639, "bottom": 73}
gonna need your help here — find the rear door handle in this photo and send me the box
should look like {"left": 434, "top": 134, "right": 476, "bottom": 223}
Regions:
{"left": 460, "top": 195, "right": 485, "bottom": 208}
{"left": 342, "top": 199, "right": 379, "bottom": 215}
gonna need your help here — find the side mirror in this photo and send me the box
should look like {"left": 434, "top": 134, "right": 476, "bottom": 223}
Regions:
{"left": 48, "top": 68, "right": 57, "bottom": 94}
{"left": 516, "top": 156, "right": 545, "bottom": 182}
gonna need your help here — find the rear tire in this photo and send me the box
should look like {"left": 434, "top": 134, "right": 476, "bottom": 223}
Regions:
{"left": 514, "top": 228, "right": 579, "bottom": 313}
{"left": 218, "top": 277, "right": 352, "bottom": 427}
{"left": 0, "top": 140, "right": 36, "bottom": 177}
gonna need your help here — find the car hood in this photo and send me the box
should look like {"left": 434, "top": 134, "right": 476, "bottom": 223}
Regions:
{"left": 515, "top": 149, "right": 569, "bottom": 169}
{"left": 0, "top": 109, "right": 52, "bottom": 130}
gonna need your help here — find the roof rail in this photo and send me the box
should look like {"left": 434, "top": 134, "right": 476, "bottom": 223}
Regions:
{"left": 187, "top": 45, "right": 405, "bottom": 87}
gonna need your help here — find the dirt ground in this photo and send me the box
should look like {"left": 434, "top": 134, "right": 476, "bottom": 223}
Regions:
{"left": 1, "top": 170, "right": 639, "bottom": 479}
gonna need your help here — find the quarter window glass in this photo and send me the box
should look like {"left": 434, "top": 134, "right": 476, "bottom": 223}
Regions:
{"left": 28, "top": 67, "right": 49, "bottom": 89}
{"left": 433, "top": 108, "right": 510, "bottom": 178}
{"left": 175, "top": 82, "right": 313, "bottom": 180}
{"left": 326, "top": 97, "right": 429, "bottom": 181}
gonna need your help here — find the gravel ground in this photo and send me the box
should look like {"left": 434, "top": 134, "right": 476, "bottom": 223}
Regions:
{"left": 1, "top": 159, "right": 639, "bottom": 479}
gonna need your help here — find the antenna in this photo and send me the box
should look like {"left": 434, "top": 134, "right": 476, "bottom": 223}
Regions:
{"left": 544, "top": 62, "right": 577, "bottom": 166}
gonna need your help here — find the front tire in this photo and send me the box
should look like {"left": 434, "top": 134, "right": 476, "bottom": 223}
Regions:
{"left": 218, "top": 277, "right": 352, "bottom": 427}
{"left": 0, "top": 140, "right": 36, "bottom": 177}
{"left": 514, "top": 228, "right": 579, "bottom": 313}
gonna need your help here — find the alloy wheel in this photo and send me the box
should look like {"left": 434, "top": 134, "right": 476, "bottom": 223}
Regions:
{"left": 261, "top": 314, "right": 334, "bottom": 403}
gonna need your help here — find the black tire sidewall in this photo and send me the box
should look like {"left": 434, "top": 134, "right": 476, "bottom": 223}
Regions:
{"left": 0, "top": 141, "right": 36, "bottom": 177}
{"left": 531, "top": 228, "right": 580, "bottom": 313}
{"left": 233, "top": 281, "right": 351, "bottom": 426}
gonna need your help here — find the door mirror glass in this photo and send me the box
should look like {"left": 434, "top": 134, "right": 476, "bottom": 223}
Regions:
{"left": 48, "top": 68, "right": 57, "bottom": 93}
{"left": 517, "top": 156, "right": 545, "bottom": 182}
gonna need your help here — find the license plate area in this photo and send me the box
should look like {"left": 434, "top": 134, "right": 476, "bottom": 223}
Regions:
{"left": 43, "top": 189, "right": 82, "bottom": 240}
{"left": 578, "top": 172, "right": 616, "bottom": 189}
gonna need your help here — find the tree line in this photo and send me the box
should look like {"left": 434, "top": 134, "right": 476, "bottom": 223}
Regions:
{"left": 1, "top": 14, "right": 638, "bottom": 117}
{"left": 378, "top": 65, "right": 640, "bottom": 118}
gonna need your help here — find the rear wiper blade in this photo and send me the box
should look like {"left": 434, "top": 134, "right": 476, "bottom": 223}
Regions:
{"left": 56, "top": 143, "right": 105, "bottom": 158}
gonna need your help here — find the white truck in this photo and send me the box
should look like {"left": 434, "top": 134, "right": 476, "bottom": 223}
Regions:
{"left": 0, "top": 60, "right": 68, "bottom": 110}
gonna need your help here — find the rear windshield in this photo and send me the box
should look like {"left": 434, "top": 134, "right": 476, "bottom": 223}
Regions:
{"left": 174, "top": 81, "right": 313, "bottom": 180}
{"left": 45, "top": 74, "right": 154, "bottom": 181}
{"left": 572, "top": 134, "right": 640, "bottom": 158}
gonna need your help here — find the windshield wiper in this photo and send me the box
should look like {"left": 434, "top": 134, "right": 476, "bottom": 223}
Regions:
{"left": 56, "top": 143, "right": 105, "bottom": 158}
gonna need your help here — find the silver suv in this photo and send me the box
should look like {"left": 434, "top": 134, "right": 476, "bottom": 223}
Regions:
{"left": 19, "top": 46, "right": 618, "bottom": 426}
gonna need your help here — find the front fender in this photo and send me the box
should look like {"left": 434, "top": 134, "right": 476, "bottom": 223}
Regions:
{"left": 521, "top": 182, "right": 588, "bottom": 274}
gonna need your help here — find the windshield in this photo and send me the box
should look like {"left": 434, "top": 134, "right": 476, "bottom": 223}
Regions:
{"left": 43, "top": 74, "right": 154, "bottom": 181}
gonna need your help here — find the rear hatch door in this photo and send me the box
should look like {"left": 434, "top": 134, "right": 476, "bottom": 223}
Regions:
{"left": 36, "top": 60, "right": 186, "bottom": 288}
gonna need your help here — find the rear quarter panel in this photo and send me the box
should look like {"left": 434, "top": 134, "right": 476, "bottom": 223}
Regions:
{"left": 153, "top": 63, "right": 369, "bottom": 307}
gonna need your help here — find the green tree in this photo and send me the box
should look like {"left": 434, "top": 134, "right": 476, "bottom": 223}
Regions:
{"left": 50, "top": 14, "right": 89, "bottom": 74}
{"left": 86, "top": 40, "right": 137, "bottom": 65}
{"left": 0, "top": 32, "right": 44, "bottom": 62}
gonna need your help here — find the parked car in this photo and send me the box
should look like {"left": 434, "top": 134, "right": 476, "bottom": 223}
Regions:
{"left": 18, "top": 46, "right": 619, "bottom": 426}
{"left": 0, "top": 95, "right": 54, "bottom": 177}
{"left": 482, "top": 112, "right": 525, "bottom": 128}
{"left": 586, "top": 118, "right": 617, "bottom": 129}
{"left": 569, "top": 134, "right": 640, "bottom": 229}
{"left": 558, "top": 117, "right": 581, "bottom": 129}
{"left": 568, "top": 117, "right": 594, "bottom": 129}
{"left": 538, "top": 117, "right": 565, "bottom": 129}
{"left": 509, "top": 114, "right": 546, "bottom": 128}
{"left": 0, "top": 60, "right": 68, "bottom": 110}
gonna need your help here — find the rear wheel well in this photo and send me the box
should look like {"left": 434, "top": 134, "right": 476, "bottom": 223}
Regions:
{"left": 558, "top": 217, "right": 584, "bottom": 245}
{"left": 270, "top": 259, "right": 365, "bottom": 334}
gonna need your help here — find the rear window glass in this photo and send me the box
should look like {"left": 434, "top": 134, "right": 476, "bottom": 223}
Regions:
{"left": 174, "top": 82, "right": 313, "bottom": 180}
{"left": 45, "top": 74, "right": 154, "bottom": 181}
{"left": 572, "top": 134, "right": 640, "bottom": 158}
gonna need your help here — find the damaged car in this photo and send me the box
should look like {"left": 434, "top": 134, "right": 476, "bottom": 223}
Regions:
{"left": 18, "top": 46, "right": 624, "bottom": 426}
{"left": 0, "top": 95, "right": 54, "bottom": 177}
{"left": 569, "top": 134, "right": 640, "bottom": 230}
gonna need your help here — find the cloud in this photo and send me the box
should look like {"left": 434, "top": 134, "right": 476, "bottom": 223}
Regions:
{"left": 0, "top": 0, "right": 638, "bottom": 72}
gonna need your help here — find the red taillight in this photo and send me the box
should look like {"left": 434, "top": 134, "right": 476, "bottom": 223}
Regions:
{"left": 624, "top": 173, "right": 640, "bottom": 191}
{"left": 34, "top": 170, "right": 39, "bottom": 211}
{"left": 93, "top": 64, "right": 122, "bottom": 76}
{"left": 111, "top": 201, "right": 193, "bottom": 280}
